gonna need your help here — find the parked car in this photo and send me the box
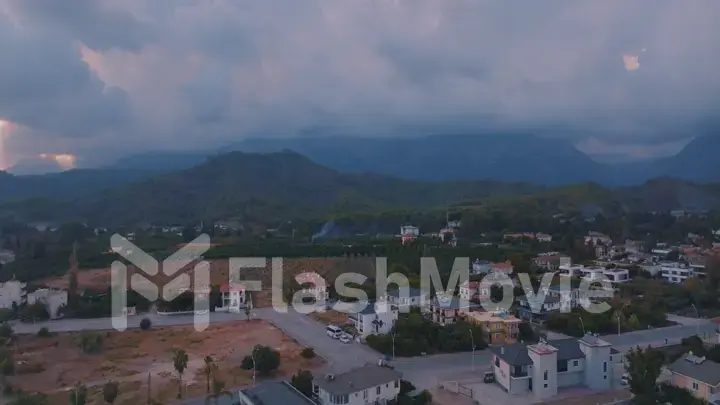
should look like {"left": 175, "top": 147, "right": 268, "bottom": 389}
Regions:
{"left": 620, "top": 373, "right": 629, "bottom": 385}
{"left": 339, "top": 334, "right": 352, "bottom": 344}
{"left": 326, "top": 325, "right": 343, "bottom": 338}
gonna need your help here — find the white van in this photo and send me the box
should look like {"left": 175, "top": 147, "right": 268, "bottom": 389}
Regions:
{"left": 326, "top": 325, "right": 343, "bottom": 339}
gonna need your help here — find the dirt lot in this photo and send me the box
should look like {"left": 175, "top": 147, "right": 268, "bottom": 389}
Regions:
{"left": 37, "top": 257, "right": 376, "bottom": 307}
{"left": 311, "top": 310, "right": 350, "bottom": 326}
{"left": 9, "top": 320, "right": 323, "bottom": 405}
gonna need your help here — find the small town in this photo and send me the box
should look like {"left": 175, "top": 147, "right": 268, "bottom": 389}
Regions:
{"left": 0, "top": 214, "right": 718, "bottom": 405}
{"left": 1, "top": 2, "right": 718, "bottom": 404}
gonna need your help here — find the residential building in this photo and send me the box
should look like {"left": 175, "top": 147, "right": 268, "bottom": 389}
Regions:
{"left": 640, "top": 263, "right": 663, "bottom": 277}
{"left": 294, "top": 272, "right": 330, "bottom": 303}
{"left": 665, "top": 353, "right": 720, "bottom": 403}
{"left": 0, "top": 249, "right": 15, "bottom": 265}
{"left": 492, "top": 260, "right": 514, "bottom": 274}
{"left": 516, "top": 295, "right": 562, "bottom": 324}
{"left": 428, "top": 297, "right": 481, "bottom": 325}
{"left": 489, "top": 334, "right": 615, "bottom": 400}
{"left": 595, "top": 244, "right": 609, "bottom": 259}
{"left": 400, "top": 225, "right": 419, "bottom": 237}
{"left": 238, "top": 380, "right": 316, "bottom": 405}
{"left": 465, "top": 311, "right": 522, "bottom": 345}
{"left": 459, "top": 281, "right": 488, "bottom": 301}
{"left": 545, "top": 285, "right": 590, "bottom": 310}
{"left": 532, "top": 255, "right": 571, "bottom": 272}
{"left": 536, "top": 233, "right": 553, "bottom": 243}
{"left": 27, "top": 288, "right": 67, "bottom": 319}
{"left": 471, "top": 260, "right": 493, "bottom": 275}
{"left": 348, "top": 301, "right": 398, "bottom": 339}
{"left": 313, "top": 364, "right": 402, "bottom": 405}
{"left": 215, "top": 283, "right": 249, "bottom": 312}
{"left": 381, "top": 287, "right": 429, "bottom": 311}
{"left": 558, "top": 264, "right": 585, "bottom": 277}
{"left": 661, "top": 262, "right": 696, "bottom": 284}
{"left": 0, "top": 280, "right": 27, "bottom": 309}
{"left": 624, "top": 239, "right": 645, "bottom": 254}
{"left": 585, "top": 232, "right": 612, "bottom": 246}
{"left": 592, "top": 268, "right": 630, "bottom": 288}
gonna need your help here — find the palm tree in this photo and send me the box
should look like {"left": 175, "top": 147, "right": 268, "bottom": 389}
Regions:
{"left": 204, "top": 379, "right": 232, "bottom": 405}
{"left": 173, "top": 349, "right": 189, "bottom": 398}
{"left": 102, "top": 381, "right": 119, "bottom": 404}
{"left": 203, "top": 356, "right": 217, "bottom": 394}
{"left": 69, "top": 382, "right": 87, "bottom": 405}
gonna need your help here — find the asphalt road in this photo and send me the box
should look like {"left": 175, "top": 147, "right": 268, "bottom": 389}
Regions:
{"left": 10, "top": 309, "right": 719, "bottom": 391}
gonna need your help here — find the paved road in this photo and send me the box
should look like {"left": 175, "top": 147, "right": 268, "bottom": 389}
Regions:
{"left": 10, "top": 309, "right": 719, "bottom": 392}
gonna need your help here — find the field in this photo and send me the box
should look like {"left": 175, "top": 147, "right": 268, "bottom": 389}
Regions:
{"left": 37, "top": 257, "right": 376, "bottom": 307}
{"left": 8, "top": 320, "right": 324, "bottom": 405}
{"left": 311, "top": 309, "right": 351, "bottom": 326}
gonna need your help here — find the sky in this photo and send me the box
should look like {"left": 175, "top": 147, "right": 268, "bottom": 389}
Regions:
{"left": 0, "top": 0, "right": 719, "bottom": 170}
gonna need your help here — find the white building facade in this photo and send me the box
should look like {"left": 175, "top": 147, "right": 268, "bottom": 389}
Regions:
{"left": 27, "top": 288, "right": 68, "bottom": 319}
{"left": 348, "top": 301, "right": 398, "bottom": 339}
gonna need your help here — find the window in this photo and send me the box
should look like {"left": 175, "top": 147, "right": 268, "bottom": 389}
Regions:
{"left": 377, "top": 386, "right": 381, "bottom": 395}
{"left": 693, "top": 382, "right": 699, "bottom": 391}
{"left": 544, "top": 371, "right": 548, "bottom": 381}
{"left": 572, "top": 360, "right": 579, "bottom": 367}
{"left": 363, "top": 390, "right": 368, "bottom": 399}
{"left": 603, "top": 362, "right": 607, "bottom": 373}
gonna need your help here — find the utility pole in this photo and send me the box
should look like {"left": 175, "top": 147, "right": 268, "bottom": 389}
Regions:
{"left": 469, "top": 328, "right": 475, "bottom": 371}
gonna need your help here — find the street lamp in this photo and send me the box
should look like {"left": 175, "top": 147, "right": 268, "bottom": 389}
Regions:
{"left": 392, "top": 333, "right": 396, "bottom": 361}
{"left": 578, "top": 316, "right": 586, "bottom": 335}
{"left": 469, "top": 328, "right": 475, "bottom": 371}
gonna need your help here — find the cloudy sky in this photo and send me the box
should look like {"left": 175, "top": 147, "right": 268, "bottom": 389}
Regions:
{"left": 0, "top": 0, "right": 719, "bottom": 169}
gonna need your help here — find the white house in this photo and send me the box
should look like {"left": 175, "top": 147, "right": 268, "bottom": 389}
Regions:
{"left": 536, "top": 233, "right": 553, "bottom": 243}
{"left": 27, "top": 288, "right": 67, "bottom": 319}
{"left": 585, "top": 232, "right": 612, "bottom": 246}
{"left": 239, "top": 380, "right": 315, "bottom": 405}
{"left": 348, "top": 301, "right": 398, "bottom": 339}
{"left": 294, "top": 272, "right": 329, "bottom": 304}
{"left": 216, "top": 283, "right": 249, "bottom": 312}
{"left": 0, "top": 280, "right": 27, "bottom": 309}
{"left": 381, "top": 287, "right": 429, "bottom": 311}
{"left": 399, "top": 225, "right": 419, "bottom": 237}
{"left": 459, "top": 281, "right": 488, "bottom": 301}
{"left": 313, "top": 364, "right": 402, "bottom": 405}
{"left": 661, "top": 262, "right": 695, "bottom": 284}
{"left": 489, "top": 334, "right": 616, "bottom": 400}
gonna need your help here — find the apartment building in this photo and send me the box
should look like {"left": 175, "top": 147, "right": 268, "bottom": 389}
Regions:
{"left": 348, "top": 301, "right": 398, "bottom": 339}
{"left": 661, "top": 262, "right": 696, "bottom": 284}
{"left": 238, "top": 380, "right": 316, "bottom": 405}
{"left": 294, "top": 272, "right": 330, "bottom": 304}
{"left": 516, "top": 295, "right": 562, "bottom": 324}
{"left": 532, "top": 255, "right": 571, "bottom": 272}
{"left": 465, "top": 311, "right": 522, "bottom": 345}
{"left": 585, "top": 232, "right": 613, "bottom": 246}
{"left": 459, "top": 281, "right": 489, "bottom": 302}
{"left": 489, "top": 334, "right": 615, "bottom": 400}
{"left": 380, "top": 288, "right": 429, "bottom": 311}
{"left": 428, "top": 297, "right": 482, "bottom": 325}
{"left": 313, "top": 364, "right": 402, "bottom": 405}
{"left": 666, "top": 353, "right": 720, "bottom": 403}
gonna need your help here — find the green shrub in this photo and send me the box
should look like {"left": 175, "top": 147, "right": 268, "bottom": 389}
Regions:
{"left": 300, "top": 348, "right": 315, "bottom": 359}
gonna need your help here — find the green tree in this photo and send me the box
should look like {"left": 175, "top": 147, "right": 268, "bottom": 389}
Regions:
{"left": 204, "top": 379, "right": 232, "bottom": 405}
{"left": 68, "top": 383, "right": 87, "bottom": 405}
{"left": 290, "top": 369, "right": 314, "bottom": 398}
{"left": 241, "top": 345, "right": 280, "bottom": 375}
{"left": 102, "top": 381, "right": 119, "bottom": 404}
{"left": 0, "top": 323, "right": 13, "bottom": 338}
{"left": 173, "top": 349, "right": 189, "bottom": 398}
{"left": 21, "top": 302, "right": 50, "bottom": 322}
{"left": 626, "top": 347, "right": 664, "bottom": 405}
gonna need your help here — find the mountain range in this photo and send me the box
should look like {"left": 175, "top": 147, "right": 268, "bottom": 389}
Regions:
{"left": 109, "top": 133, "right": 720, "bottom": 185}
{"left": 6, "top": 134, "right": 719, "bottom": 189}
{"left": 0, "top": 148, "right": 719, "bottom": 226}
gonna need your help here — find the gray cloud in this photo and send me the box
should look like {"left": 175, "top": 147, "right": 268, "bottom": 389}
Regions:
{"left": 0, "top": 0, "right": 719, "bottom": 165}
